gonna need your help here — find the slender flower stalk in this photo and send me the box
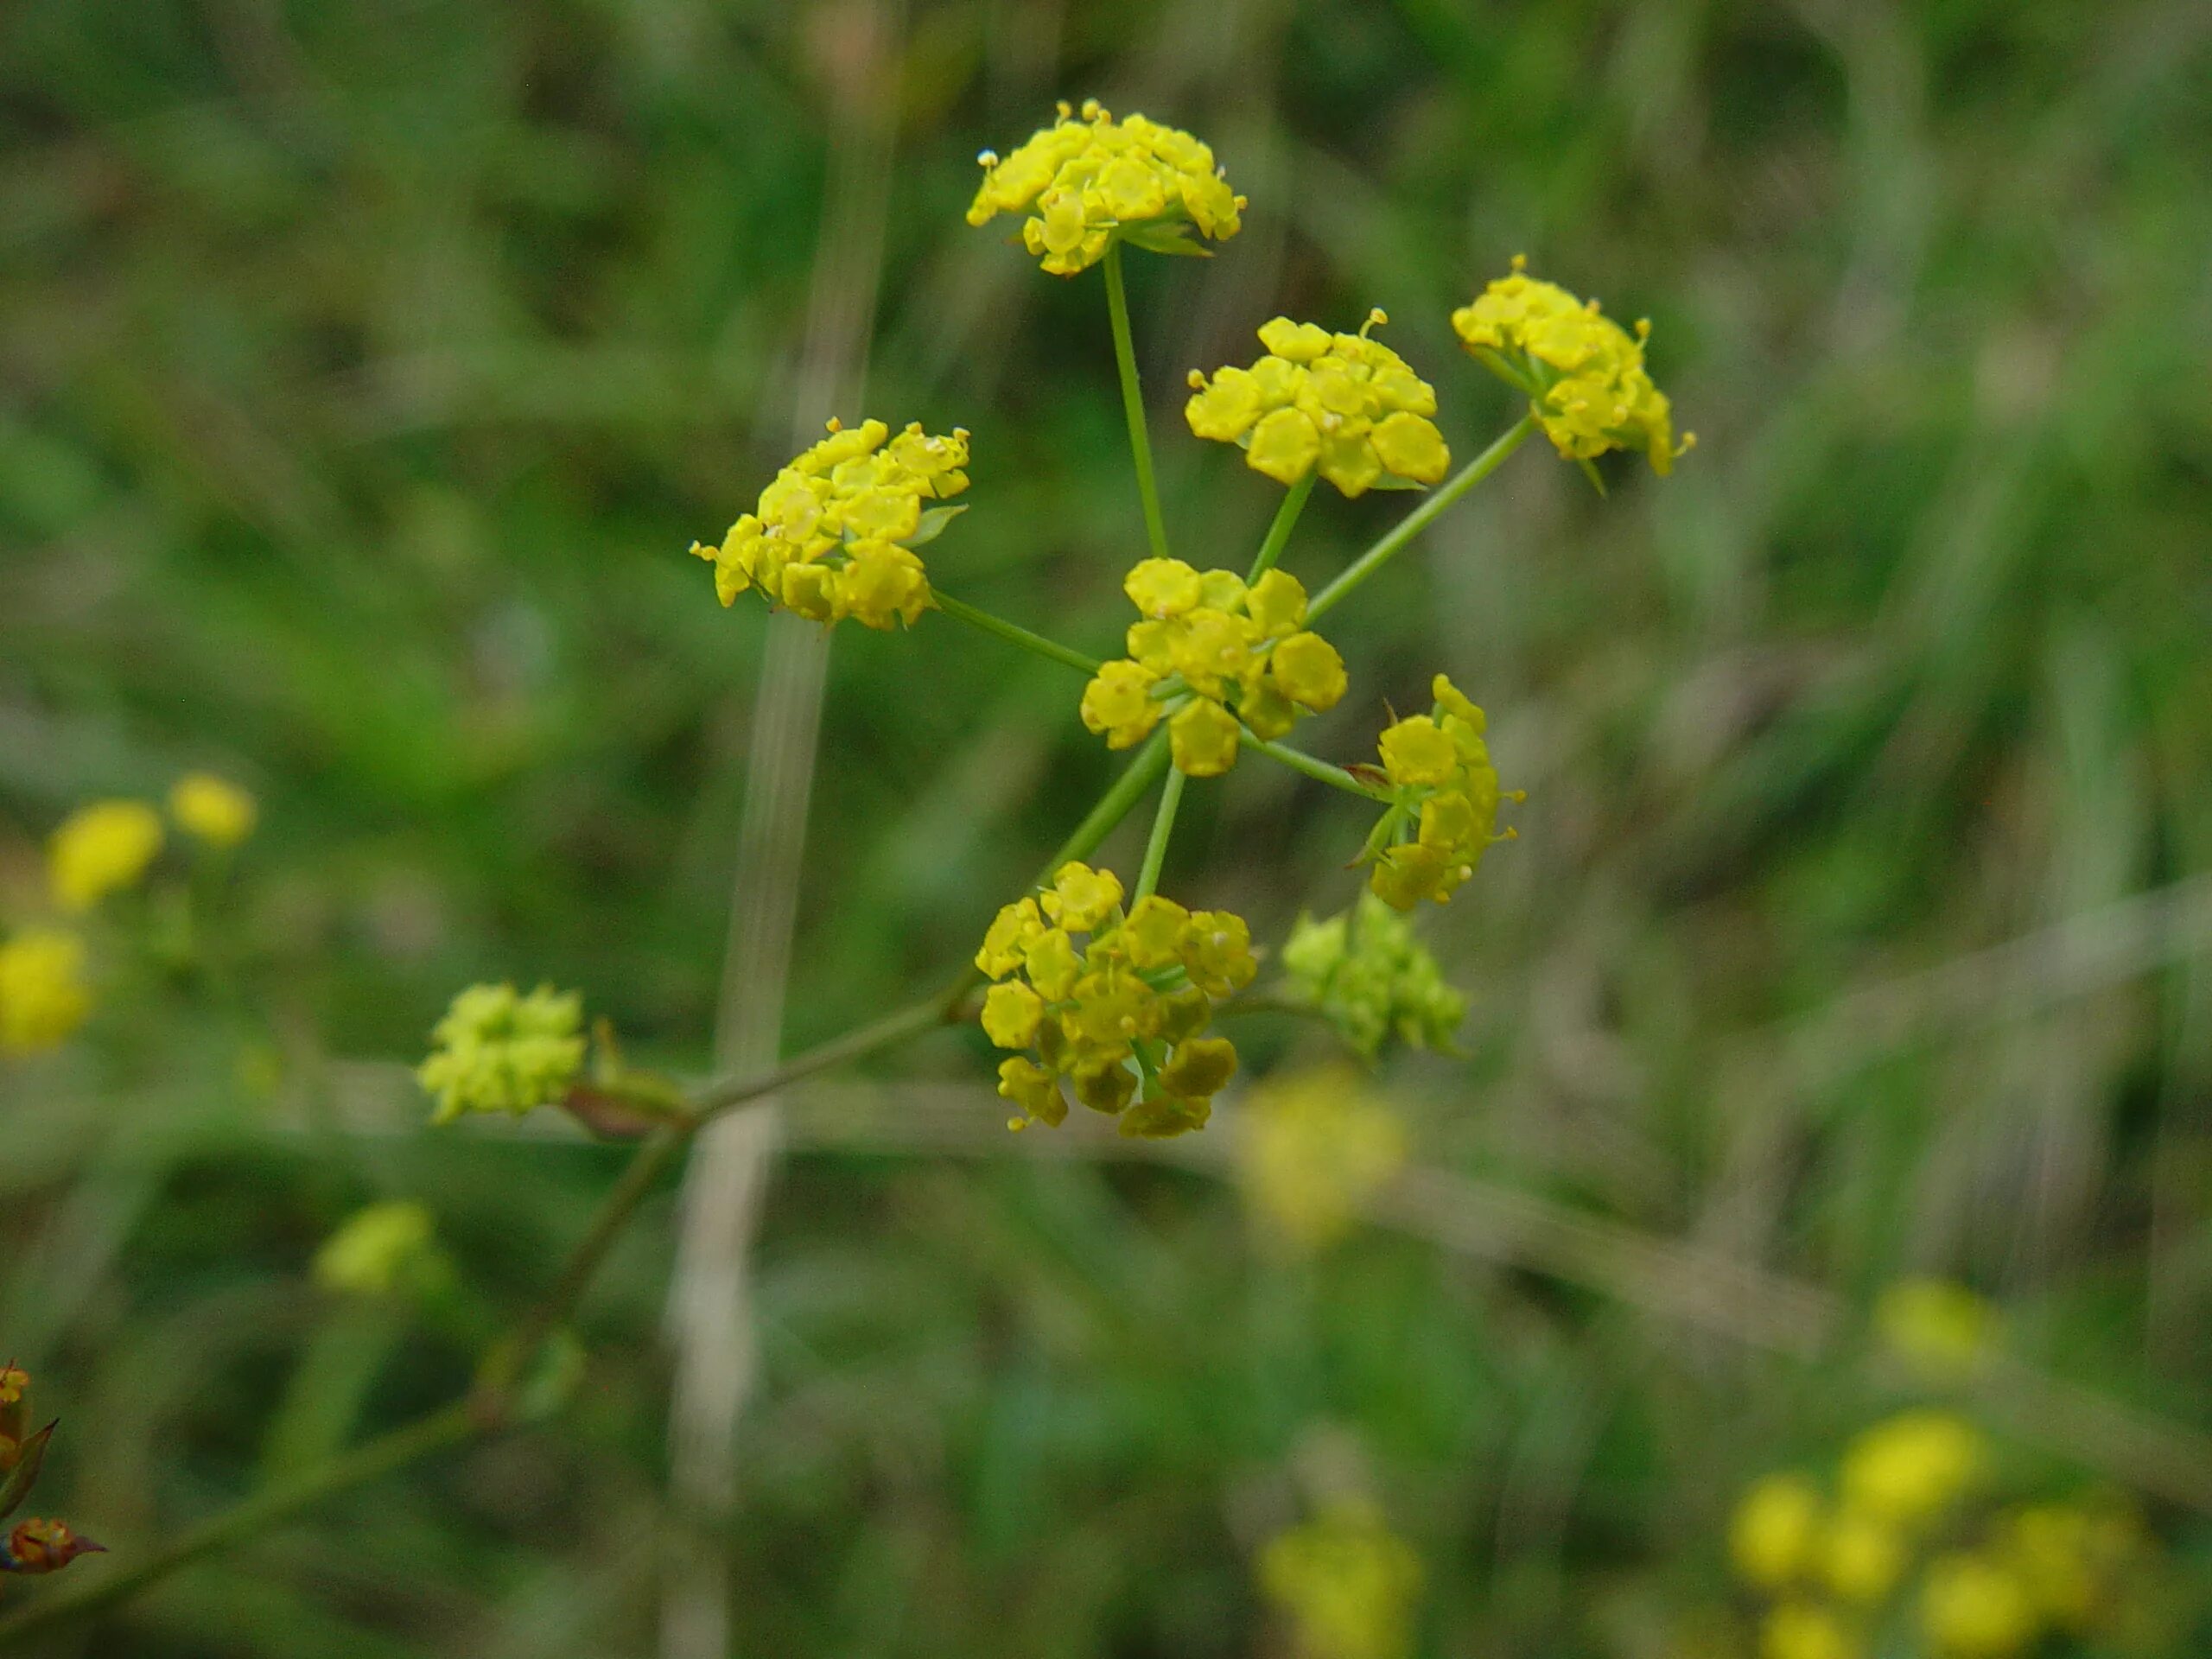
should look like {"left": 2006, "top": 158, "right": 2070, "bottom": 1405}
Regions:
{"left": 1239, "top": 730, "right": 1395, "bottom": 802}
{"left": 931, "top": 588, "right": 1103, "bottom": 674}
{"left": 1246, "top": 471, "right": 1316, "bottom": 583}
{"left": 1103, "top": 241, "right": 1172, "bottom": 564}
{"left": 1134, "top": 767, "right": 1186, "bottom": 900}
{"left": 1306, "top": 414, "right": 1536, "bottom": 622}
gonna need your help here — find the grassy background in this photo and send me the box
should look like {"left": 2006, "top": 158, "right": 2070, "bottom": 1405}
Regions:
{"left": 3, "top": 0, "right": 2211, "bottom": 1653}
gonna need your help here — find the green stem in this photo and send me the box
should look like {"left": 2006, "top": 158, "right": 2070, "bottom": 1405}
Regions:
{"left": 1238, "top": 728, "right": 1394, "bottom": 802}
{"left": 688, "top": 994, "right": 960, "bottom": 1121}
{"left": 930, "top": 588, "right": 1101, "bottom": 676}
{"left": 1039, "top": 728, "right": 1173, "bottom": 883}
{"left": 1246, "top": 472, "right": 1316, "bottom": 584}
{"left": 1102, "top": 240, "right": 1171, "bottom": 564}
{"left": 0, "top": 1403, "right": 477, "bottom": 1646}
{"left": 1306, "top": 414, "right": 1536, "bottom": 623}
{"left": 1134, "top": 766, "right": 1185, "bottom": 900}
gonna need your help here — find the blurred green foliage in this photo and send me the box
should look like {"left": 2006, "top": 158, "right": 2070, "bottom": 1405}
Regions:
{"left": 3, "top": 0, "right": 2211, "bottom": 1653}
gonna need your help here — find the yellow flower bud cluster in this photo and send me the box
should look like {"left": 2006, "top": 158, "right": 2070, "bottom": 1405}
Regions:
{"left": 1185, "top": 312, "right": 1451, "bottom": 497}
{"left": 0, "top": 930, "right": 91, "bottom": 1055}
{"left": 1451, "top": 256, "right": 1689, "bottom": 475}
{"left": 417, "top": 982, "right": 587, "bottom": 1125}
{"left": 1280, "top": 893, "right": 1464, "bottom": 1058}
{"left": 313, "top": 1200, "right": 444, "bottom": 1299}
{"left": 168, "top": 772, "right": 257, "bottom": 848}
{"left": 1237, "top": 1066, "right": 1407, "bottom": 1253}
{"left": 48, "top": 799, "right": 163, "bottom": 912}
{"left": 1363, "top": 676, "right": 1516, "bottom": 909}
{"left": 689, "top": 417, "right": 970, "bottom": 630}
{"left": 1257, "top": 1497, "right": 1424, "bottom": 1659}
{"left": 1081, "top": 559, "right": 1347, "bottom": 778}
{"left": 966, "top": 99, "right": 1244, "bottom": 276}
{"left": 975, "top": 861, "right": 1255, "bottom": 1138}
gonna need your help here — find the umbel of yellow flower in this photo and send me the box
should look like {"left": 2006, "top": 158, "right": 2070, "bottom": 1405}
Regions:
{"left": 1839, "top": 1411, "right": 1985, "bottom": 1528}
{"left": 1362, "top": 675, "right": 1518, "bottom": 908}
{"left": 1876, "top": 1278, "right": 1999, "bottom": 1384}
{"left": 1257, "top": 1497, "right": 1424, "bottom": 1659}
{"left": 169, "top": 772, "right": 257, "bottom": 848}
{"left": 967, "top": 99, "right": 1243, "bottom": 275}
{"left": 314, "top": 1200, "right": 441, "bottom": 1297}
{"left": 1185, "top": 311, "right": 1451, "bottom": 497}
{"left": 1281, "top": 893, "right": 1465, "bottom": 1058}
{"left": 418, "top": 982, "right": 587, "bottom": 1124}
{"left": 1821, "top": 1507, "right": 1906, "bottom": 1603}
{"left": 48, "top": 798, "right": 163, "bottom": 912}
{"left": 975, "top": 861, "right": 1255, "bottom": 1137}
{"left": 1452, "top": 256, "right": 1690, "bottom": 475}
{"left": 1731, "top": 1472, "right": 1823, "bottom": 1589}
{"left": 1238, "top": 1066, "right": 1407, "bottom": 1252}
{"left": 1080, "top": 559, "right": 1346, "bottom": 777}
{"left": 688, "top": 417, "right": 969, "bottom": 631}
{"left": 1920, "top": 1551, "right": 2039, "bottom": 1657}
{"left": 0, "top": 930, "right": 92, "bottom": 1054}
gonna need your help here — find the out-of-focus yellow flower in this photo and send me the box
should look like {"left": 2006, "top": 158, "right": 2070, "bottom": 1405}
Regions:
{"left": 974, "top": 867, "right": 1254, "bottom": 1135}
{"left": 48, "top": 799, "right": 163, "bottom": 912}
{"left": 1258, "top": 1497, "right": 1423, "bottom": 1659}
{"left": 689, "top": 418, "right": 969, "bottom": 630}
{"left": 1821, "top": 1508, "right": 1906, "bottom": 1603}
{"left": 2003, "top": 1497, "right": 2143, "bottom": 1632}
{"left": 1280, "top": 893, "right": 1464, "bottom": 1058}
{"left": 1759, "top": 1602, "right": 1858, "bottom": 1659}
{"left": 1732, "top": 1473, "right": 1823, "bottom": 1589}
{"left": 168, "top": 772, "right": 257, "bottom": 848}
{"left": 1365, "top": 676, "right": 1517, "bottom": 910}
{"left": 1876, "top": 1279, "right": 1999, "bottom": 1384}
{"left": 1238, "top": 1066, "right": 1407, "bottom": 1252}
{"left": 313, "top": 1201, "right": 441, "bottom": 1298}
{"left": 1840, "top": 1412, "right": 1984, "bottom": 1528}
{"left": 417, "top": 982, "right": 587, "bottom": 1124}
{"left": 967, "top": 99, "right": 1243, "bottom": 276}
{"left": 1920, "top": 1553, "right": 2039, "bottom": 1656}
{"left": 1080, "top": 560, "right": 1345, "bottom": 778}
{"left": 0, "top": 930, "right": 92, "bottom": 1054}
{"left": 1452, "top": 256, "right": 1690, "bottom": 475}
{"left": 1186, "top": 311, "right": 1450, "bottom": 497}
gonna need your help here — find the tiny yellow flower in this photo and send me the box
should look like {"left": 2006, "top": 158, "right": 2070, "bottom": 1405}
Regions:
{"left": 417, "top": 982, "right": 587, "bottom": 1125}
{"left": 1452, "top": 255, "right": 1690, "bottom": 474}
{"left": 1239, "top": 1066, "right": 1408, "bottom": 1252}
{"left": 996, "top": 1055, "right": 1066, "bottom": 1128}
{"left": 1759, "top": 1603, "right": 1858, "bottom": 1659}
{"left": 1268, "top": 632, "right": 1347, "bottom": 712}
{"left": 0, "top": 930, "right": 92, "bottom": 1054}
{"left": 1120, "top": 894, "right": 1192, "bottom": 969}
{"left": 1124, "top": 556, "right": 1205, "bottom": 618}
{"left": 1921, "top": 1553, "right": 2039, "bottom": 1656}
{"left": 976, "top": 897, "right": 1046, "bottom": 979}
{"left": 1876, "top": 1279, "right": 1999, "bottom": 1384}
{"left": 968, "top": 100, "right": 1244, "bottom": 276}
{"left": 1732, "top": 1473, "right": 1823, "bottom": 1589}
{"left": 1376, "top": 718, "right": 1456, "bottom": 787}
{"left": 1169, "top": 696, "right": 1242, "bottom": 777}
{"left": 1821, "top": 1509, "right": 1906, "bottom": 1603}
{"left": 1188, "top": 311, "right": 1449, "bottom": 497}
{"left": 1079, "top": 660, "right": 1166, "bottom": 749}
{"left": 1839, "top": 1411, "right": 1984, "bottom": 1528}
{"left": 1181, "top": 907, "right": 1258, "bottom": 997}
{"left": 48, "top": 799, "right": 164, "bottom": 912}
{"left": 1363, "top": 677, "right": 1516, "bottom": 910}
{"left": 168, "top": 773, "right": 257, "bottom": 848}
{"left": 313, "top": 1201, "right": 440, "bottom": 1298}
{"left": 1043, "top": 861, "right": 1123, "bottom": 931}
{"left": 1258, "top": 1497, "right": 1423, "bottom": 1659}
{"left": 981, "top": 981, "right": 1045, "bottom": 1049}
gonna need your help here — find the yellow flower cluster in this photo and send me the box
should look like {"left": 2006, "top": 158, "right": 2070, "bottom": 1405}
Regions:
{"left": 1081, "top": 559, "right": 1346, "bottom": 777}
{"left": 1452, "top": 257, "right": 1689, "bottom": 474}
{"left": 169, "top": 772, "right": 257, "bottom": 848}
{"left": 1363, "top": 676, "right": 1516, "bottom": 908}
{"left": 48, "top": 799, "right": 163, "bottom": 912}
{"left": 1257, "top": 1497, "right": 1424, "bottom": 1659}
{"left": 417, "top": 982, "right": 587, "bottom": 1124}
{"left": 1185, "top": 312, "right": 1451, "bottom": 496}
{"left": 314, "top": 1200, "right": 443, "bottom": 1298}
{"left": 1280, "top": 893, "right": 1465, "bottom": 1058}
{"left": 1875, "top": 1278, "right": 1999, "bottom": 1384}
{"left": 976, "top": 862, "right": 1255, "bottom": 1138}
{"left": 1238, "top": 1066, "right": 1407, "bottom": 1252}
{"left": 967, "top": 99, "right": 1243, "bottom": 275}
{"left": 689, "top": 417, "right": 970, "bottom": 630}
{"left": 0, "top": 930, "right": 92, "bottom": 1055}
{"left": 1839, "top": 1410, "right": 1986, "bottom": 1526}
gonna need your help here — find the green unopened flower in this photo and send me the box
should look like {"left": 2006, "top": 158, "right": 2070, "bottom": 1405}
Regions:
{"left": 1281, "top": 893, "right": 1464, "bottom": 1058}
{"left": 314, "top": 1200, "right": 442, "bottom": 1297}
{"left": 418, "top": 982, "right": 586, "bottom": 1124}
